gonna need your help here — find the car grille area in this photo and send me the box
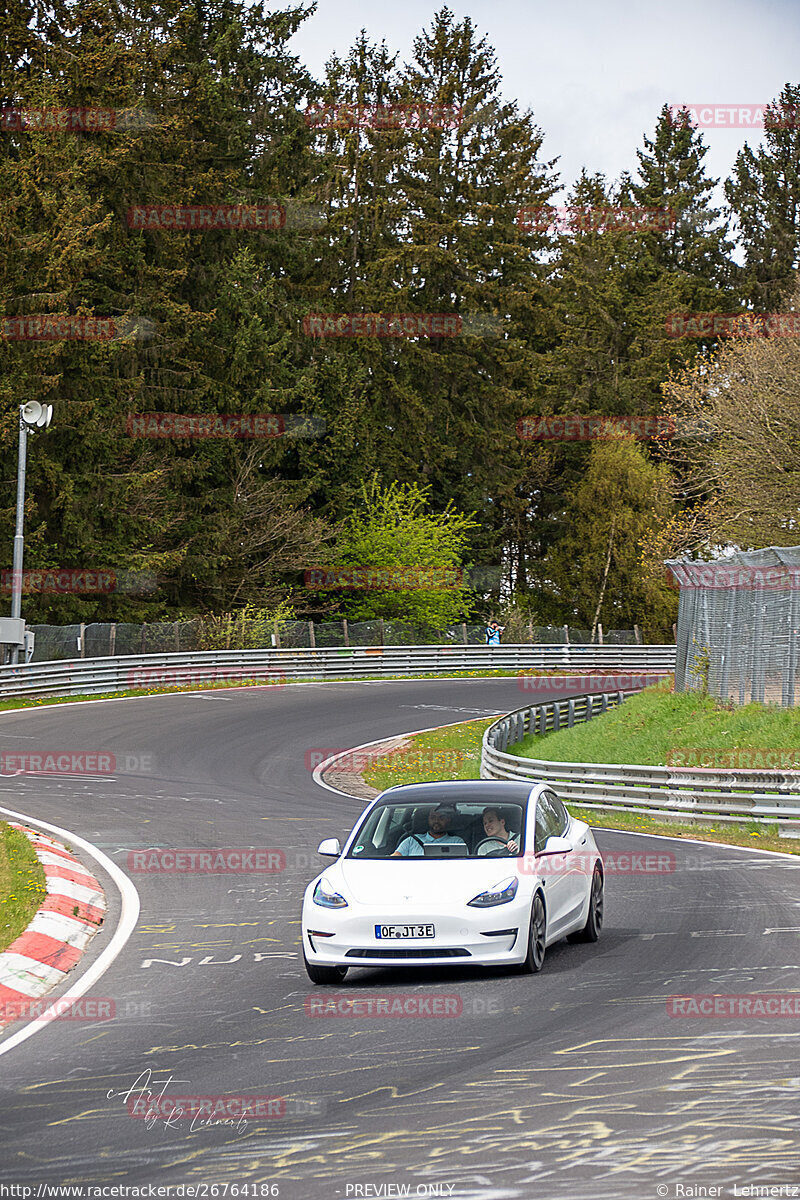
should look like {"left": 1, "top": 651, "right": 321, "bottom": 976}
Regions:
{"left": 345, "top": 947, "right": 472, "bottom": 959}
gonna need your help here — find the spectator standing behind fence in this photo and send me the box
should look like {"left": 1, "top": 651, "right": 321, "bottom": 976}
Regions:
{"left": 485, "top": 620, "right": 504, "bottom": 645}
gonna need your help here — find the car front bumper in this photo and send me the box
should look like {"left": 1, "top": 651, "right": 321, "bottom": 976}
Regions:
{"left": 302, "top": 900, "right": 530, "bottom": 967}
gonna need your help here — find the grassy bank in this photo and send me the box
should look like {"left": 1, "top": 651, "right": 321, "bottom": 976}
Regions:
{"left": 361, "top": 711, "right": 800, "bottom": 857}
{"left": 509, "top": 684, "right": 800, "bottom": 766}
{"left": 362, "top": 718, "right": 494, "bottom": 791}
{"left": 0, "top": 821, "right": 47, "bottom": 952}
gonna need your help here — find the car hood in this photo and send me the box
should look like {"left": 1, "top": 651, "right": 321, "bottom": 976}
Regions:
{"left": 330, "top": 858, "right": 521, "bottom": 907}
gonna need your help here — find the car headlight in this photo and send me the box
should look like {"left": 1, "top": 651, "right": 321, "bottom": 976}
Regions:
{"left": 467, "top": 877, "right": 518, "bottom": 907}
{"left": 313, "top": 877, "right": 348, "bottom": 909}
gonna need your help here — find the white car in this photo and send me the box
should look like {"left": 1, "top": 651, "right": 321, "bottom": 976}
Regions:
{"left": 301, "top": 780, "right": 603, "bottom": 984}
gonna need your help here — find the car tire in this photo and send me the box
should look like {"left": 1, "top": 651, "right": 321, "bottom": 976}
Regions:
{"left": 521, "top": 892, "right": 546, "bottom": 973}
{"left": 567, "top": 865, "right": 603, "bottom": 943}
{"left": 304, "top": 953, "right": 348, "bottom": 985}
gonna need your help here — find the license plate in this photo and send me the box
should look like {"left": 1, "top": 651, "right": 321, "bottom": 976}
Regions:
{"left": 375, "top": 923, "right": 435, "bottom": 939}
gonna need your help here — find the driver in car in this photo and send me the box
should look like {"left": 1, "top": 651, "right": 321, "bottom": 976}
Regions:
{"left": 478, "top": 806, "right": 520, "bottom": 855}
{"left": 391, "top": 805, "right": 468, "bottom": 857}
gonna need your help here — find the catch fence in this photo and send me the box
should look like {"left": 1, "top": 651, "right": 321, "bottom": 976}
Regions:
{"left": 668, "top": 546, "right": 800, "bottom": 707}
{"left": 23, "top": 618, "right": 647, "bottom": 663}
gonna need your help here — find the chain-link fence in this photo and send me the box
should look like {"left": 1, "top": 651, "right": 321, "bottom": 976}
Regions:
{"left": 21, "top": 618, "right": 645, "bottom": 662}
{"left": 668, "top": 546, "right": 800, "bottom": 706}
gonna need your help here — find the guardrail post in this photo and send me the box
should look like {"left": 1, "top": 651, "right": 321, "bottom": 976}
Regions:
{"left": 553, "top": 701, "right": 560, "bottom": 731}
{"left": 567, "top": 698, "right": 575, "bottom": 727}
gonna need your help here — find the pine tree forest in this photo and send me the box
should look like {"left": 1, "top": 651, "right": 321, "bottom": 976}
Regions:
{"left": 2, "top": 4, "right": 799, "bottom": 641}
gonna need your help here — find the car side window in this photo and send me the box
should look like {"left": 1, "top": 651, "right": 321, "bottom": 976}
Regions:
{"left": 544, "top": 790, "right": 569, "bottom": 836}
{"left": 535, "top": 791, "right": 563, "bottom": 852}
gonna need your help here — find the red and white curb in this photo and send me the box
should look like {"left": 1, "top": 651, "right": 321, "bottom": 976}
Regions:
{"left": 0, "top": 825, "right": 106, "bottom": 1027}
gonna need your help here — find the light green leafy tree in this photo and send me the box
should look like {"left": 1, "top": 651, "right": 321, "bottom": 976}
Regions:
{"left": 323, "top": 477, "right": 478, "bottom": 628}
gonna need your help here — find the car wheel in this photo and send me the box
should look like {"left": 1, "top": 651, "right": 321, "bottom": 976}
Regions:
{"left": 521, "top": 892, "right": 546, "bottom": 973}
{"left": 304, "top": 953, "right": 348, "bottom": 985}
{"left": 568, "top": 865, "right": 603, "bottom": 943}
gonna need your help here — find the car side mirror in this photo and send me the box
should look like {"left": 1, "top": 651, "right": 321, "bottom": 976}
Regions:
{"left": 317, "top": 838, "right": 341, "bottom": 858}
{"left": 540, "top": 835, "right": 572, "bottom": 856}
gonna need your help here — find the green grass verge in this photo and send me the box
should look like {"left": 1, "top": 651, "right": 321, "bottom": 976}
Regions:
{"left": 361, "top": 714, "right": 800, "bottom": 857}
{"left": 362, "top": 718, "right": 495, "bottom": 791}
{"left": 0, "top": 821, "right": 47, "bottom": 952}
{"left": 509, "top": 683, "right": 800, "bottom": 767}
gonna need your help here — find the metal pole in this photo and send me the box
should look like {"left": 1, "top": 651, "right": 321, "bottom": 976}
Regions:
{"left": 9, "top": 416, "right": 28, "bottom": 664}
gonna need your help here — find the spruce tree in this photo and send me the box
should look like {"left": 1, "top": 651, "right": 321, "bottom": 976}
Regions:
{"left": 725, "top": 84, "right": 800, "bottom": 308}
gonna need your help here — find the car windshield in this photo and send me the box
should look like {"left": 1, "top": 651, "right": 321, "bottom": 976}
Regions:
{"left": 346, "top": 800, "right": 526, "bottom": 860}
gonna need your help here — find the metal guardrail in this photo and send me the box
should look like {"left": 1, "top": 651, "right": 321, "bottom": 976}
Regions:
{"left": 0, "top": 643, "right": 677, "bottom": 701}
{"left": 481, "top": 690, "right": 800, "bottom": 834}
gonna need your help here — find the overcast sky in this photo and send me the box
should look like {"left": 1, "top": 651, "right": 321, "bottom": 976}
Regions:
{"left": 289, "top": 0, "right": 800, "bottom": 200}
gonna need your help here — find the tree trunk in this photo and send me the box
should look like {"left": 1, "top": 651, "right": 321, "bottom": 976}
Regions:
{"left": 591, "top": 516, "right": 616, "bottom": 642}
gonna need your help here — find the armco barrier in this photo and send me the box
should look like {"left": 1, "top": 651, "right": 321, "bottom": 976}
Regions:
{"left": 0, "top": 644, "right": 676, "bottom": 701}
{"left": 481, "top": 691, "right": 800, "bottom": 835}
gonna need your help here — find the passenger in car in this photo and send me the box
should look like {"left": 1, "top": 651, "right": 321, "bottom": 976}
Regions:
{"left": 478, "top": 807, "right": 520, "bottom": 855}
{"left": 391, "top": 805, "right": 468, "bottom": 857}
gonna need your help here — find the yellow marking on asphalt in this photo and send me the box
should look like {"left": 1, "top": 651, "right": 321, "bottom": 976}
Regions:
{"left": 47, "top": 1107, "right": 111, "bottom": 1126}
{"left": 343, "top": 1082, "right": 447, "bottom": 1104}
{"left": 138, "top": 937, "right": 283, "bottom": 950}
{"left": 194, "top": 922, "right": 261, "bottom": 928}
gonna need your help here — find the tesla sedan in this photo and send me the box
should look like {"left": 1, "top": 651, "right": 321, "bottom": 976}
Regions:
{"left": 301, "top": 780, "right": 603, "bottom": 983}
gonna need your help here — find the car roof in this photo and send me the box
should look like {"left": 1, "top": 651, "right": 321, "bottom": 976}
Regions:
{"left": 374, "top": 780, "right": 540, "bottom": 805}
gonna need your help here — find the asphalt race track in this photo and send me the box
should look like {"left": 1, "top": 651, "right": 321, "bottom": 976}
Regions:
{"left": 1, "top": 677, "right": 799, "bottom": 1197}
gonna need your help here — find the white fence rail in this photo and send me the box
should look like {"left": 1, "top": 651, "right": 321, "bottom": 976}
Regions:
{"left": 481, "top": 690, "right": 800, "bottom": 835}
{"left": 0, "top": 644, "right": 676, "bottom": 701}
